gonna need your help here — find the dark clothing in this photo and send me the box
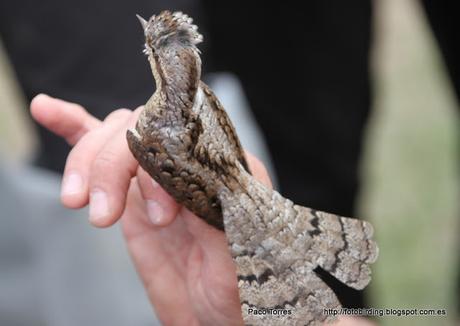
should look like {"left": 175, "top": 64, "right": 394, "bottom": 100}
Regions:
{"left": 203, "top": 0, "right": 373, "bottom": 218}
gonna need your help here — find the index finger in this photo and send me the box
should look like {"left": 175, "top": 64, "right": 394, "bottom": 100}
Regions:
{"left": 30, "top": 94, "right": 101, "bottom": 145}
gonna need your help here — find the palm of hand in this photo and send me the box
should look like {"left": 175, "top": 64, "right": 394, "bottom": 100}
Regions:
{"left": 122, "top": 180, "right": 243, "bottom": 326}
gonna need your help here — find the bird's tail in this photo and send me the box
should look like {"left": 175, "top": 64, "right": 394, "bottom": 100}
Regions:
{"left": 220, "top": 174, "right": 378, "bottom": 325}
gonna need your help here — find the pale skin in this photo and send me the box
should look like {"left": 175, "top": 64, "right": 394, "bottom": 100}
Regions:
{"left": 30, "top": 94, "right": 375, "bottom": 326}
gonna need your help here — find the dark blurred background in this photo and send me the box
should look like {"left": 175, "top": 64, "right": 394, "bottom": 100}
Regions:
{"left": 0, "top": 0, "right": 459, "bottom": 325}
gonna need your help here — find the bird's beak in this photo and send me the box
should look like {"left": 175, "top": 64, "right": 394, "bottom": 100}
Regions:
{"left": 136, "top": 14, "right": 148, "bottom": 31}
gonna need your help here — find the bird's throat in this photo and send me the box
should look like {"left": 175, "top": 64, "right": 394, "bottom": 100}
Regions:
{"left": 144, "top": 45, "right": 201, "bottom": 127}
{"left": 149, "top": 46, "right": 201, "bottom": 107}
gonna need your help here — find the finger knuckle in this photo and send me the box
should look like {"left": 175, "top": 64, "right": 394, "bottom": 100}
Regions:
{"left": 104, "top": 108, "right": 132, "bottom": 122}
{"left": 70, "top": 102, "right": 88, "bottom": 115}
{"left": 65, "top": 132, "right": 95, "bottom": 165}
{"left": 91, "top": 150, "right": 120, "bottom": 174}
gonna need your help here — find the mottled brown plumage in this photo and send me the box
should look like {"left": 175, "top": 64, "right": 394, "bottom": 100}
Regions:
{"left": 127, "top": 11, "right": 378, "bottom": 325}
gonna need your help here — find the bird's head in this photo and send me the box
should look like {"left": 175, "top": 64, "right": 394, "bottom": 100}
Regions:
{"left": 137, "top": 10, "right": 203, "bottom": 57}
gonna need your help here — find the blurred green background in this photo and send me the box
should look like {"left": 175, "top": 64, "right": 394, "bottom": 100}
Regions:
{"left": 0, "top": 0, "right": 459, "bottom": 325}
{"left": 363, "top": 0, "right": 459, "bottom": 325}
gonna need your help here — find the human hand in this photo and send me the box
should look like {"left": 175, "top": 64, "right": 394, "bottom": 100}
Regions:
{"left": 30, "top": 94, "right": 271, "bottom": 326}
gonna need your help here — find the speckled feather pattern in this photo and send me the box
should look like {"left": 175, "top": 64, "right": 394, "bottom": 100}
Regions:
{"left": 127, "top": 11, "right": 378, "bottom": 325}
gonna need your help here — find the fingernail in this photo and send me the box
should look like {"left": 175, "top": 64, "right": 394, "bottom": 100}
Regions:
{"left": 90, "top": 189, "right": 110, "bottom": 222}
{"left": 62, "top": 172, "right": 83, "bottom": 196}
{"left": 146, "top": 200, "right": 165, "bottom": 225}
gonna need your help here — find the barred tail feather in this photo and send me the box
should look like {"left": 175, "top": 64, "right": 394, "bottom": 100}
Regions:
{"left": 298, "top": 207, "right": 379, "bottom": 290}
